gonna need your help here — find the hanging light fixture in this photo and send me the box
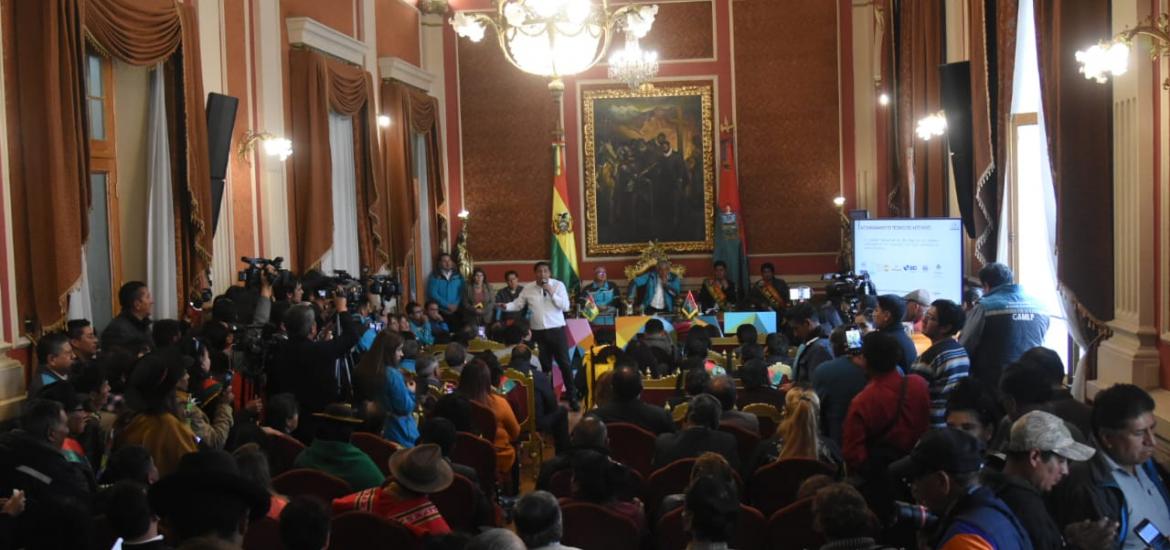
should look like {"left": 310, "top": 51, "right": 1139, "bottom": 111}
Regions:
{"left": 916, "top": 111, "right": 947, "bottom": 141}
{"left": 1076, "top": 14, "right": 1170, "bottom": 88}
{"left": 608, "top": 6, "right": 659, "bottom": 90}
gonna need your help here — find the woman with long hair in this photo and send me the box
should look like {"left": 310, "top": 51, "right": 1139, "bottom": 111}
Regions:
{"left": 355, "top": 331, "right": 416, "bottom": 446}
{"left": 748, "top": 386, "right": 842, "bottom": 475}
{"left": 456, "top": 359, "right": 520, "bottom": 474}
{"left": 463, "top": 267, "right": 495, "bottom": 327}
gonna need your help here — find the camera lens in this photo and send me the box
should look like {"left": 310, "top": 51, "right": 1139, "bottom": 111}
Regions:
{"left": 891, "top": 501, "right": 938, "bottom": 530}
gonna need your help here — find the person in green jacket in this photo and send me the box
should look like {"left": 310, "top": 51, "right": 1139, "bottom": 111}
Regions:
{"left": 293, "top": 403, "right": 385, "bottom": 491}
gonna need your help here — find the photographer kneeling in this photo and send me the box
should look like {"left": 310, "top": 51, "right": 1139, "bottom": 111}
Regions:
{"left": 889, "top": 428, "right": 1031, "bottom": 550}
{"left": 271, "top": 293, "right": 362, "bottom": 444}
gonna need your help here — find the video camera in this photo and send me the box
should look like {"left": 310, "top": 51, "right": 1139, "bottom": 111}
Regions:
{"left": 232, "top": 321, "right": 286, "bottom": 381}
{"left": 366, "top": 274, "right": 400, "bottom": 300}
{"left": 238, "top": 256, "right": 293, "bottom": 289}
{"left": 822, "top": 270, "right": 877, "bottom": 320}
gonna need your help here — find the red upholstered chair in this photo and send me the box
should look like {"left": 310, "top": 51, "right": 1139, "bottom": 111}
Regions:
{"left": 271, "top": 469, "right": 353, "bottom": 503}
{"left": 350, "top": 432, "right": 400, "bottom": 477}
{"left": 548, "top": 468, "right": 573, "bottom": 499}
{"left": 645, "top": 458, "right": 696, "bottom": 519}
{"left": 560, "top": 501, "right": 641, "bottom": 550}
{"left": 767, "top": 498, "right": 824, "bottom": 550}
{"left": 266, "top": 432, "right": 307, "bottom": 476}
{"left": 655, "top": 504, "right": 768, "bottom": 550}
{"left": 243, "top": 517, "right": 284, "bottom": 550}
{"left": 468, "top": 399, "right": 498, "bottom": 439}
{"left": 329, "top": 511, "right": 420, "bottom": 550}
{"left": 718, "top": 422, "right": 761, "bottom": 466}
{"left": 430, "top": 473, "right": 480, "bottom": 533}
{"left": 89, "top": 515, "right": 118, "bottom": 550}
{"left": 606, "top": 422, "right": 657, "bottom": 477}
{"left": 748, "top": 458, "right": 837, "bottom": 518}
{"left": 450, "top": 431, "right": 498, "bottom": 498}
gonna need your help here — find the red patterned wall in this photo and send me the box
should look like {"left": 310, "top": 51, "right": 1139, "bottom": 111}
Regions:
{"left": 733, "top": 0, "right": 842, "bottom": 255}
{"left": 639, "top": 1, "right": 714, "bottom": 61}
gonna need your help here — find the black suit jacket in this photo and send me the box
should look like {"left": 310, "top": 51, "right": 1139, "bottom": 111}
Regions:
{"left": 652, "top": 427, "right": 739, "bottom": 472}
{"left": 593, "top": 399, "right": 677, "bottom": 435}
{"left": 269, "top": 313, "right": 362, "bottom": 416}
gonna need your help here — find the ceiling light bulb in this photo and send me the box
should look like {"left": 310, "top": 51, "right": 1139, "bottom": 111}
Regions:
{"left": 377, "top": 115, "right": 392, "bottom": 128}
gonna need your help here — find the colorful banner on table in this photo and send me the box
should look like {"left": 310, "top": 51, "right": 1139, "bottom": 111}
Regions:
{"left": 723, "top": 311, "right": 777, "bottom": 335}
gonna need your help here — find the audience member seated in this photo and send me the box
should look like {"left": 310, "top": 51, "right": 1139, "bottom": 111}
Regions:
{"left": 707, "top": 374, "right": 759, "bottom": 434}
{"left": 102, "top": 281, "right": 155, "bottom": 356}
{"left": 944, "top": 378, "right": 1006, "bottom": 466}
{"left": 279, "top": 496, "right": 331, "bottom": 550}
{"left": 176, "top": 338, "right": 233, "bottom": 451}
{"left": 653, "top": 394, "right": 739, "bottom": 472}
{"left": 446, "top": 342, "right": 469, "bottom": 374}
{"left": 103, "top": 480, "right": 170, "bottom": 550}
{"left": 457, "top": 360, "right": 521, "bottom": 475}
{"left": 910, "top": 299, "right": 970, "bottom": 428}
{"left": 873, "top": 295, "right": 917, "bottom": 369}
{"left": 593, "top": 363, "right": 677, "bottom": 435}
{"left": 657, "top": 451, "right": 737, "bottom": 521}
{"left": 112, "top": 351, "right": 199, "bottom": 477}
{"left": 683, "top": 475, "right": 739, "bottom": 549}
{"left": 418, "top": 417, "right": 495, "bottom": 529}
{"left": 148, "top": 449, "right": 270, "bottom": 547}
{"left": 495, "top": 270, "right": 526, "bottom": 325}
{"left": 469, "top": 528, "right": 526, "bottom": 550}
{"left": 27, "top": 332, "right": 74, "bottom": 397}
{"left": 640, "top": 319, "right": 676, "bottom": 368}
{"left": 1019, "top": 346, "right": 1092, "bottom": 437}
{"left": 749, "top": 387, "right": 842, "bottom": 476}
{"left": 736, "top": 359, "right": 786, "bottom": 411}
{"left": 264, "top": 393, "right": 300, "bottom": 437}
{"left": 515, "top": 490, "right": 581, "bottom": 550}
{"left": 1049, "top": 384, "right": 1170, "bottom": 549}
{"left": 101, "top": 444, "right": 160, "bottom": 486}
{"left": 508, "top": 344, "right": 570, "bottom": 453}
{"left": 889, "top": 429, "right": 1031, "bottom": 550}
{"left": 811, "top": 483, "right": 890, "bottom": 550}
{"left": 842, "top": 332, "right": 930, "bottom": 475}
{"left": 427, "top": 300, "right": 454, "bottom": 344}
{"left": 765, "top": 332, "right": 793, "bottom": 368}
{"left": 66, "top": 318, "right": 100, "bottom": 364}
{"left": 683, "top": 332, "right": 722, "bottom": 375}
{"left": 811, "top": 325, "right": 868, "bottom": 446}
{"left": 566, "top": 449, "right": 646, "bottom": 533}
{"left": 152, "top": 319, "right": 186, "bottom": 351}
{"left": 698, "top": 260, "right": 736, "bottom": 314}
{"left": 407, "top": 301, "right": 435, "bottom": 346}
{"left": 786, "top": 303, "right": 834, "bottom": 384}
{"left": 35, "top": 381, "right": 97, "bottom": 475}
{"left": 983, "top": 411, "right": 1099, "bottom": 550}
{"left": 293, "top": 403, "right": 384, "bottom": 491}
{"left": 735, "top": 324, "right": 759, "bottom": 360}
{"left": 70, "top": 362, "right": 112, "bottom": 461}
{"left": 538, "top": 416, "right": 610, "bottom": 492}
{"left": 268, "top": 300, "right": 362, "bottom": 443}
{"left": 235, "top": 444, "right": 288, "bottom": 521}
{"left": 750, "top": 262, "right": 790, "bottom": 313}
{"left": 669, "top": 363, "right": 711, "bottom": 410}
{"left": 333, "top": 443, "right": 454, "bottom": 537}
{"left": 0, "top": 398, "right": 91, "bottom": 506}
{"left": 959, "top": 262, "right": 1049, "bottom": 387}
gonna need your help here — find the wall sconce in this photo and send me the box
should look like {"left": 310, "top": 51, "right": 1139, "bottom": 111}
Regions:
{"left": 455, "top": 209, "right": 472, "bottom": 280}
{"left": 238, "top": 130, "right": 292, "bottom": 161}
{"left": 1076, "top": 14, "right": 1169, "bottom": 87}
{"left": 833, "top": 196, "right": 853, "bottom": 271}
{"left": 916, "top": 112, "right": 947, "bottom": 141}
{"left": 377, "top": 115, "right": 392, "bottom": 128}
{"left": 417, "top": 0, "right": 450, "bottom": 16}
{"left": 878, "top": 92, "right": 890, "bottom": 106}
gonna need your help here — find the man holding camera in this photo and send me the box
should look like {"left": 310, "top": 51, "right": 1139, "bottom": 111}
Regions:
{"left": 499, "top": 261, "right": 578, "bottom": 411}
{"left": 890, "top": 428, "right": 1032, "bottom": 550}
{"left": 270, "top": 294, "right": 362, "bottom": 443}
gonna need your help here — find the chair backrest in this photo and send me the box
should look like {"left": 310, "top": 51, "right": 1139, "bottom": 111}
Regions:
{"left": 450, "top": 431, "right": 498, "bottom": 498}
{"left": 742, "top": 403, "right": 782, "bottom": 439}
{"left": 645, "top": 458, "right": 697, "bottom": 518}
{"left": 641, "top": 374, "right": 680, "bottom": 407}
{"left": 671, "top": 402, "right": 689, "bottom": 424}
{"left": 329, "top": 511, "right": 420, "bottom": 550}
{"left": 503, "top": 368, "right": 535, "bottom": 430}
{"left": 350, "top": 432, "right": 400, "bottom": 477}
{"left": 468, "top": 399, "right": 498, "bottom": 439}
{"left": 266, "top": 432, "right": 307, "bottom": 476}
{"left": 271, "top": 468, "right": 353, "bottom": 502}
{"left": 548, "top": 468, "right": 573, "bottom": 499}
{"left": 439, "top": 367, "right": 460, "bottom": 385}
{"left": 242, "top": 516, "right": 285, "bottom": 550}
{"left": 89, "top": 515, "right": 118, "bottom": 550}
{"left": 767, "top": 497, "right": 823, "bottom": 550}
{"left": 560, "top": 500, "right": 641, "bottom": 550}
{"left": 606, "top": 422, "right": 657, "bottom": 477}
{"left": 749, "top": 458, "right": 837, "bottom": 518}
{"left": 718, "top": 422, "right": 761, "bottom": 464}
{"left": 654, "top": 503, "right": 768, "bottom": 550}
{"left": 429, "top": 472, "right": 481, "bottom": 533}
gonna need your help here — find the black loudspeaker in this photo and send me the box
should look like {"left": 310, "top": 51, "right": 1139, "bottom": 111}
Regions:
{"left": 206, "top": 93, "right": 239, "bottom": 235}
{"left": 939, "top": 62, "right": 975, "bottom": 239}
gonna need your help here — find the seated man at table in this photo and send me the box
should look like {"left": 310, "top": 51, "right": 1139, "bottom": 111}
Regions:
{"left": 579, "top": 266, "right": 622, "bottom": 317}
{"left": 592, "top": 363, "right": 677, "bottom": 435}
{"left": 628, "top": 260, "right": 681, "bottom": 315}
{"left": 699, "top": 260, "right": 737, "bottom": 313}
{"left": 750, "top": 263, "right": 789, "bottom": 313}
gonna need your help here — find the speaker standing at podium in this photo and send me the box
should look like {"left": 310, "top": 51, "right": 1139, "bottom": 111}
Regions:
{"left": 499, "top": 261, "right": 578, "bottom": 411}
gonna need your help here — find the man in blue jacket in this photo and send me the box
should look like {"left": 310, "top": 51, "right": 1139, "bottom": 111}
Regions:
{"left": 958, "top": 263, "right": 1049, "bottom": 387}
{"left": 627, "top": 260, "right": 681, "bottom": 314}
{"left": 426, "top": 252, "right": 465, "bottom": 328}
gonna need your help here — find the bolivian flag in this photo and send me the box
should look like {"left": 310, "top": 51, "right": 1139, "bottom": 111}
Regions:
{"left": 681, "top": 291, "right": 700, "bottom": 319}
{"left": 551, "top": 142, "right": 580, "bottom": 290}
{"left": 582, "top": 294, "right": 600, "bottom": 322}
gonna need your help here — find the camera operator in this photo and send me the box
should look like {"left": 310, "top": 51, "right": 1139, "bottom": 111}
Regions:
{"left": 889, "top": 428, "right": 1031, "bottom": 550}
{"left": 270, "top": 294, "right": 362, "bottom": 444}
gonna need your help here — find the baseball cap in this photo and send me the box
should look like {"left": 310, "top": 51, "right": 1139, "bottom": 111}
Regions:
{"left": 904, "top": 289, "right": 932, "bottom": 306}
{"left": 1004, "top": 411, "right": 1095, "bottom": 461}
{"left": 889, "top": 428, "right": 985, "bottom": 481}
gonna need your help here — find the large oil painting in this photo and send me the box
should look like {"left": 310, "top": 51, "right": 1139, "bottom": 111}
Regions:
{"left": 582, "top": 83, "right": 715, "bottom": 256}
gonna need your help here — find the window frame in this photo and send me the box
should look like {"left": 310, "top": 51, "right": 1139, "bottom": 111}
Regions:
{"left": 85, "top": 52, "right": 124, "bottom": 319}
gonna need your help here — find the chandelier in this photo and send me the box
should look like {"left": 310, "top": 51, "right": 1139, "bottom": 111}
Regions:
{"left": 608, "top": 20, "right": 659, "bottom": 90}
{"left": 450, "top": 0, "right": 659, "bottom": 91}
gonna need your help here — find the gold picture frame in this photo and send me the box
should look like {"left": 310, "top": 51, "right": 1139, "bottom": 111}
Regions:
{"left": 582, "top": 83, "right": 716, "bottom": 256}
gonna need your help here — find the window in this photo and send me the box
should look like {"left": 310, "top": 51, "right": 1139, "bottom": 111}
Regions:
{"left": 80, "top": 52, "right": 123, "bottom": 328}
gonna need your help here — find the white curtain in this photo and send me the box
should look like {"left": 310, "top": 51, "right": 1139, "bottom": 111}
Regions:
{"left": 321, "top": 112, "right": 361, "bottom": 276}
{"left": 146, "top": 63, "right": 179, "bottom": 319}
{"left": 66, "top": 251, "right": 93, "bottom": 322}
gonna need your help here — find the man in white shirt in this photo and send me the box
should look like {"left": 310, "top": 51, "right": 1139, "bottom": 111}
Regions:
{"left": 500, "top": 261, "right": 578, "bottom": 411}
